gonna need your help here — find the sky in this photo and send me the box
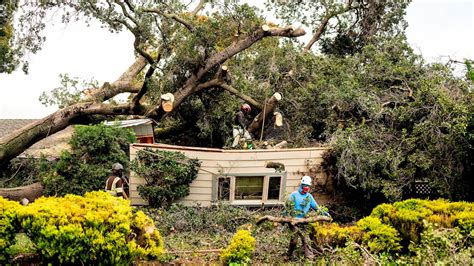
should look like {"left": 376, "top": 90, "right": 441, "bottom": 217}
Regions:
{"left": 0, "top": 0, "right": 473, "bottom": 119}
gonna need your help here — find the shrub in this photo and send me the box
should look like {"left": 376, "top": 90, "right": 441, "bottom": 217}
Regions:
{"left": 397, "top": 221, "right": 474, "bottom": 265}
{"left": 311, "top": 223, "right": 362, "bottom": 248}
{"left": 220, "top": 229, "right": 256, "bottom": 265}
{"left": 356, "top": 217, "right": 402, "bottom": 252}
{"left": 42, "top": 123, "right": 135, "bottom": 196}
{"left": 370, "top": 199, "right": 474, "bottom": 244}
{"left": 0, "top": 197, "right": 22, "bottom": 262}
{"left": 131, "top": 148, "right": 200, "bottom": 208}
{"left": 311, "top": 199, "right": 474, "bottom": 255}
{"left": 16, "top": 191, "right": 163, "bottom": 264}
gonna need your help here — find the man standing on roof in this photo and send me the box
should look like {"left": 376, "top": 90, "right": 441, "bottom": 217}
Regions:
{"left": 105, "top": 163, "right": 129, "bottom": 199}
{"left": 232, "top": 103, "right": 253, "bottom": 148}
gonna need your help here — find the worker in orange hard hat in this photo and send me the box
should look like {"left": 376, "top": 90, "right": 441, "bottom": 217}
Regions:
{"left": 232, "top": 104, "right": 253, "bottom": 148}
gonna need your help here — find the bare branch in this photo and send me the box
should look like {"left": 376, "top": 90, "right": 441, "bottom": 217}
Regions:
{"left": 191, "top": 0, "right": 206, "bottom": 15}
{"left": 219, "top": 84, "right": 263, "bottom": 110}
{"left": 132, "top": 63, "right": 158, "bottom": 107}
{"left": 142, "top": 8, "right": 195, "bottom": 32}
{"left": 114, "top": 0, "right": 139, "bottom": 26}
{"left": 303, "top": 0, "right": 357, "bottom": 52}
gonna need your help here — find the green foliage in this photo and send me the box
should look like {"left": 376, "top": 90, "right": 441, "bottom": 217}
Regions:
{"left": 0, "top": 156, "right": 52, "bottom": 188}
{"left": 220, "top": 229, "right": 256, "bottom": 265}
{"left": 42, "top": 123, "right": 135, "bottom": 196}
{"left": 39, "top": 74, "right": 98, "bottom": 108}
{"left": 0, "top": 192, "right": 163, "bottom": 264}
{"left": 312, "top": 199, "right": 474, "bottom": 255}
{"left": 0, "top": 197, "right": 21, "bottom": 261}
{"left": 323, "top": 40, "right": 474, "bottom": 203}
{"left": 398, "top": 221, "right": 473, "bottom": 265}
{"left": 356, "top": 217, "right": 402, "bottom": 252}
{"left": 131, "top": 148, "right": 200, "bottom": 208}
{"left": 0, "top": 1, "right": 19, "bottom": 73}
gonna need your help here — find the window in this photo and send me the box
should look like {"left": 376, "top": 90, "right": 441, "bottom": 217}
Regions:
{"left": 268, "top": 176, "right": 281, "bottom": 200}
{"left": 214, "top": 173, "right": 285, "bottom": 205}
{"left": 218, "top": 177, "right": 231, "bottom": 201}
{"left": 235, "top": 176, "right": 264, "bottom": 200}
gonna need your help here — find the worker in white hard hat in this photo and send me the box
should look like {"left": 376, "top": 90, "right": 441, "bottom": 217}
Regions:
{"left": 105, "top": 163, "right": 129, "bottom": 199}
{"left": 286, "top": 175, "right": 330, "bottom": 258}
{"left": 288, "top": 175, "right": 328, "bottom": 218}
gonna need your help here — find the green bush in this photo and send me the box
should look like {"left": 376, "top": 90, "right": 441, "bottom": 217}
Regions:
{"left": 312, "top": 199, "right": 474, "bottom": 255}
{"left": 356, "top": 217, "right": 402, "bottom": 252}
{"left": 42, "top": 123, "right": 135, "bottom": 196}
{"left": 220, "top": 229, "right": 256, "bottom": 265}
{"left": 398, "top": 222, "right": 473, "bottom": 265}
{"left": 0, "top": 197, "right": 22, "bottom": 261}
{"left": 15, "top": 191, "right": 163, "bottom": 264}
{"left": 131, "top": 148, "right": 200, "bottom": 208}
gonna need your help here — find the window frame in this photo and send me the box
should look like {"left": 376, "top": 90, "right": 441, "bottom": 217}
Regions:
{"left": 212, "top": 172, "right": 287, "bottom": 206}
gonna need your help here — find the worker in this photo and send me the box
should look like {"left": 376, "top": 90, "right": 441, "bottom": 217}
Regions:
{"left": 288, "top": 175, "right": 329, "bottom": 218}
{"left": 232, "top": 103, "right": 253, "bottom": 148}
{"left": 286, "top": 175, "right": 330, "bottom": 259}
{"left": 105, "top": 163, "right": 129, "bottom": 199}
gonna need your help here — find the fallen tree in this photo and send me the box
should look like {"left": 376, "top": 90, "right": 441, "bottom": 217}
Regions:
{"left": 0, "top": 182, "right": 43, "bottom": 202}
{"left": 0, "top": 1, "right": 305, "bottom": 166}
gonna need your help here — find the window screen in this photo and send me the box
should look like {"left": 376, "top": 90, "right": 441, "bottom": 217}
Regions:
{"left": 218, "top": 177, "right": 231, "bottom": 201}
{"left": 235, "top": 176, "right": 264, "bottom": 200}
{"left": 267, "top": 176, "right": 281, "bottom": 200}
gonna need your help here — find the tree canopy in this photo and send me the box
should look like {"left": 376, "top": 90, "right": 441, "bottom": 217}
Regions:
{"left": 0, "top": 0, "right": 472, "bottom": 203}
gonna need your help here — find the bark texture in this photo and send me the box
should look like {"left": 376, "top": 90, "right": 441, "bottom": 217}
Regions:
{"left": 0, "top": 182, "right": 43, "bottom": 202}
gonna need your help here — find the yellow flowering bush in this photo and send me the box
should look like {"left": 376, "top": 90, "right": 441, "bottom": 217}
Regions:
{"left": 311, "top": 199, "right": 474, "bottom": 254}
{"left": 370, "top": 199, "right": 474, "bottom": 242}
{"left": 15, "top": 191, "right": 163, "bottom": 264}
{"left": 0, "top": 197, "right": 22, "bottom": 261}
{"left": 220, "top": 229, "right": 256, "bottom": 265}
{"left": 311, "top": 222, "right": 362, "bottom": 248}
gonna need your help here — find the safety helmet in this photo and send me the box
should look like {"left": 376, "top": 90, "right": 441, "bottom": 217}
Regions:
{"left": 241, "top": 103, "right": 251, "bottom": 112}
{"left": 301, "top": 175, "right": 312, "bottom": 186}
{"left": 112, "top": 163, "right": 124, "bottom": 171}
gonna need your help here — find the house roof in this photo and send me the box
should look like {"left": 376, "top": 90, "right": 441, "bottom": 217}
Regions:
{"left": 0, "top": 119, "right": 73, "bottom": 158}
{"left": 104, "top": 119, "right": 153, "bottom": 128}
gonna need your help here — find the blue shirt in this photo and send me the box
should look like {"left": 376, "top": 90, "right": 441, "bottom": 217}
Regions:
{"left": 288, "top": 186, "right": 319, "bottom": 218}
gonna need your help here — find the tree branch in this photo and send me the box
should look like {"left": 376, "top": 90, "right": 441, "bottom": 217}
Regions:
{"left": 191, "top": 0, "right": 206, "bottom": 15}
{"left": 219, "top": 84, "right": 263, "bottom": 110}
{"left": 303, "top": 0, "right": 356, "bottom": 52}
{"left": 256, "top": 215, "right": 332, "bottom": 226}
{"left": 132, "top": 65, "right": 156, "bottom": 108}
{"left": 142, "top": 8, "right": 195, "bottom": 32}
{"left": 84, "top": 56, "right": 147, "bottom": 102}
{"left": 197, "top": 25, "right": 305, "bottom": 78}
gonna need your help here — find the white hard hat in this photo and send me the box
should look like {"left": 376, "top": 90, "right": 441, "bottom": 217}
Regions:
{"left": 301, "top": 175, "right": 312, "bottom": 186}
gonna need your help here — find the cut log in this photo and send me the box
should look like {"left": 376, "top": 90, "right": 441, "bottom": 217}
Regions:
{"left": 0, "top": 182, "right": 43, "bottom": 202}
{"left": 274, "top": 140, "right": 288, "bottom": 149}
{"left": 247, "top": 92, "right": 282, "bottom": 135}
{"left": 161, "top": 93, "right": 175, "bottom": 112}
{"left": 274, "top": 111, "right": 283, "bottom": 127}
{"left": 262, "top": 25, "right": 271, "bottom": 31}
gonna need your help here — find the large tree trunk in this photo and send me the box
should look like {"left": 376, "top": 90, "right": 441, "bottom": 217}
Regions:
{"left": 0, "top": 182, "right": 44, "bottom": 202}
{"left": 247, "top": 92, "right": 282, "bottom": 135}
